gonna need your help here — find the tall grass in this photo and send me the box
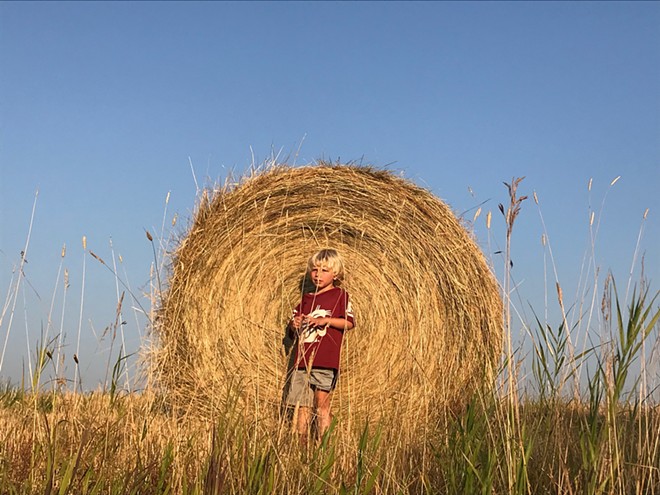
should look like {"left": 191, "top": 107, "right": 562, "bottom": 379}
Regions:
{"left": 1, "top": 304, "right": 658, "bottom": 495}
{"left": 1, "top": 178, "right": 658, "bottom": 494}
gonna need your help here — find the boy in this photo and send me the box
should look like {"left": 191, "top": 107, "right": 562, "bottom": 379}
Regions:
{"left": 286, "top": 248, "right": 355, "bottom": 442}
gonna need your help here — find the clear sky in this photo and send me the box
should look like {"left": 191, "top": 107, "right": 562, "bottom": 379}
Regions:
{"left": 1, "top": 2, "right": 658, "bottom": 391}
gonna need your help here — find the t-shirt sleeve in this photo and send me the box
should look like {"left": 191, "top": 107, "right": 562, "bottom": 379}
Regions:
{"left": 341, "top": 291, "right": 355, "bottom": 328}
{"left": 347, "top": 299, "right": 355, "bottom": 326}
{"left": 292, "top": 298, "right": 304, "bottom": 317}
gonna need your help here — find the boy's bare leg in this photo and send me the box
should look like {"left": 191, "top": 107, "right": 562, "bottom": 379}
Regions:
{"left": 296, "top": 406, "right": 311, "bottom": 445}
{"left": 314, "top": 389, "right": 332, "bottom": 438}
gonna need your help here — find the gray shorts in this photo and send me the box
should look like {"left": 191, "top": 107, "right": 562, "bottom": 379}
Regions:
{"left": 285, "top": 368, "right": 337, "bottom": 408}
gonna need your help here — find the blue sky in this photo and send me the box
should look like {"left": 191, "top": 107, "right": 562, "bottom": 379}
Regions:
{"left": 1, "top": 2, "right": 658, "bottom": 390}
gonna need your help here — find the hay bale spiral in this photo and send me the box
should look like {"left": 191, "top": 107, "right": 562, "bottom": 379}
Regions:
{"left": 153, "top": 164, "right": 502, "bottom": 431}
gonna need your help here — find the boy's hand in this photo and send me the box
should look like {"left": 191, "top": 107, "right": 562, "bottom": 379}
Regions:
{"left": 305, "top": 316, "right": 329, "bottom": 327}
{"left": 291, "top": 315, "right": 303, "bottom": 331}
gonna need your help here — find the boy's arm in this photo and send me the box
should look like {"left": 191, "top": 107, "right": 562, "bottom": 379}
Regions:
{"left": 305, "top": 290, "right": 355, "bottom": 331}
{"left": 306, "top": 316, "right": 354, "bottom": 331}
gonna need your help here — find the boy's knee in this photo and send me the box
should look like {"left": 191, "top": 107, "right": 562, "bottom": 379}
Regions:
{"left": 316, "top": 403, "right": 331, "bottom": 418}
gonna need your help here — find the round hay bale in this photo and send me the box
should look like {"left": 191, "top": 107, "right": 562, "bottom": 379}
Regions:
{"left": 152, "top": 163, "right": 502, "bottom": 432}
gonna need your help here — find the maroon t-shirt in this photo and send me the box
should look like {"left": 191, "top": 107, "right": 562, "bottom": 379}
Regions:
{"left": 291, "top": 287, "right": 354, "bottom": 370}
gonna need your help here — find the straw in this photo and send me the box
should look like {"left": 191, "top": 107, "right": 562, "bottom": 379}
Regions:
{"left": 150, "top": 163, "right": 502, "bottom": 433}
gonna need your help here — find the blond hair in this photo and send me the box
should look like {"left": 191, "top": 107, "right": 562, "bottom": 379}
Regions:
{"left": 307, "top": 248, "right": 345, "bottom": 284}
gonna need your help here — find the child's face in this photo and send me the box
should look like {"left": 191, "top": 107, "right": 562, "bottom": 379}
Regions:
{"left": 309, "top": 264, "right": 336, "bottom": 293}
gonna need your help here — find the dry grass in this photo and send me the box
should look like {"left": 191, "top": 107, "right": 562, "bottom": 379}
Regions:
{"left": 151, "top": 163, "right": 502, "bottom": 438}
{"left": 0, "top": 390, "right": 440, "bottom": 494}
{"left": 3, "top": 383, "right": 659, "bottom": 494}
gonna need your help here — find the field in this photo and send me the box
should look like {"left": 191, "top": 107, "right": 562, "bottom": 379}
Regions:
{"left": 2, "top": 319, "right": 660, "bottom": 495}
{"left": 1, "top": 175, "right": 659, "bottom": 494}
